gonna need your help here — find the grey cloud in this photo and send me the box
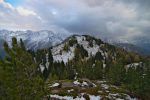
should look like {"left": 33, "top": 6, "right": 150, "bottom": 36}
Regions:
{"left": 1, "top": 0, "right": 150, "bottom": 42}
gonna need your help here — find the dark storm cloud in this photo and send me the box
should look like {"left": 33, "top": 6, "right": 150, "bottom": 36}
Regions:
{"left": 120, "top": 0, "right": 150, "bottom": 7}
{"left": 0, "top": 0, "right": 150, "bottom": 42}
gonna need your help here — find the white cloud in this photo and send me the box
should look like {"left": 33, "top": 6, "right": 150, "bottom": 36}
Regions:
{"left": 16, "top": 6, "right": 36, "bottom": 16}
{"left": 0, "top": 0, "right": 3, "bottom": 3}
{"left": 0, "top": 0, "right": 43, "bottom": 30}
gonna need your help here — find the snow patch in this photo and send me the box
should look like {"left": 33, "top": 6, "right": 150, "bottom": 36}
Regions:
{"left": 125, "top": 62, "right": 143, "bottom": 72}
{"left": 89, "top": 95, "right": 101, "bottom": 100}
{"left": 76, "top": 36, "right": 99, "bottom": 56}
{"left": 50, "top": 83, "right": 60, "bottom": 87}
{"left": 73, "top": 80, "right": 81, "bottom": 85}
{"left": 67, "top": 89, "right": 74, "bottom": 93}
{"left": 101, "top": 84, "right": 109, "bottom": 89}
{"left": 39, "top": 64, "right": 45, "bottom": 73}
{"left": 82, "top": 81, "right": 88, "bottom": 86}
{"left": 52, "top": 43, "right": 75, "bottom": 63}
{"left": 45, "top": 53, "right": 49, "bottom": 69}
{"left": 50, "top": 95, "right": 74, "bottom": 100}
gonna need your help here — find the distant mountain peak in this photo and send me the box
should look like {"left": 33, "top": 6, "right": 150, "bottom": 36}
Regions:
{"left": 0, "top": 30, "right": 69, "bottom": 50}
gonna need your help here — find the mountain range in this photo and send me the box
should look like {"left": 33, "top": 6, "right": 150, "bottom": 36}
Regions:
{"left": 0, "top": 30, "right": 68, "bottom": 57}
{"left": 0, "top": 30, "right": 150, "bottom": 58}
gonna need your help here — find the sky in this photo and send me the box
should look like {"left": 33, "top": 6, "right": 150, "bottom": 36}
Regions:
{"left": 0, "top": 0, "right": 150, "bottom": 42}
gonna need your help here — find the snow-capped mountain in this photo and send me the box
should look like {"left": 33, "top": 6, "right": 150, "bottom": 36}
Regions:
{"left": 0, "top": 30, "right": 150, "bottom": 58}
{"left": 0, "top": 30, "right": 70, "bottom": 57}
{"left": 0, "top": 30, "right": 69, "bottom": 50}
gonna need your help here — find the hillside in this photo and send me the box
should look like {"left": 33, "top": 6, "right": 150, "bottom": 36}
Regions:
{"left": 0, "top": 35, "right": 150, "bottom": 100}
{"left": 31, "top": 35, "right": 150, "bottom": 100}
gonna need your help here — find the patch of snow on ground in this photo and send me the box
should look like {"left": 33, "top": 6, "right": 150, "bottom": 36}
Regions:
{"left": 125, "top": 62, "right": 143, "bottom": 72}
{"left": 82, "top": 81, "right": 88, "bottom": 86}
{"left": 97, "top": 80, "right": 107, "bottom": 84}
{"left": 50, "top": 94, "right": 102, "bottom": 100}
{"left": 39, "top": 64, "right": 45, "bottom": 73}
{"left": 73, "top": 80, "right": 81, "bottom": 85}
{"left": 124, "top": 94, "right": 137, "bottom": 100}
{"left": 92, "top": 83, "right": 97, "bottom": 87}
{"left": 89, "top": 95, "right": 101, "bottom": 100}
{"left": 50, "top": 95, "right": 86, "bottom": 100}
{"left": 50, "top": 83, "right": 60, "bottom": 87}
{"left": 50, "top": 95, "right": 74, "bottom": 100}
{"left": 101, "top": 84, "right": 109, "bottom": 89}
{"left": 67, "top": 89, "right": 74, "bottom": 93}
{"left": 116, "top": 99, "right": 124, "bottom": 100}
{"left": 45, "top": 53, "right": 49, "bottom": 69}
{"left": 108, "top": 93, "right": 138, "bottom": 100}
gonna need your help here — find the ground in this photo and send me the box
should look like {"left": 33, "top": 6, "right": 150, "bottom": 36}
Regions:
{"left": 44, "top": 79, "right": 138, "bottom": 100}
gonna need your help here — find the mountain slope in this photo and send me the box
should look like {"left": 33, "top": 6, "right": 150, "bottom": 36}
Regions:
{"left": 51, "top": 35, "right": 106, "bottom": 63}
{"left": 114, "top": 43, "right": 147, "bottom": 55}
{"left": 103, "top": 38, "right": 150, "bottom": 55}
{"left": 37, "top": 35, "right": 144, "bottom": 74}
{"left": 35, "top": 35, "right": 149, "bottom": 100}
{"left": 1, "top": 35, "right": 150, "bottom": 99}
{"left": 0, "top": 30, "right": 68, "bottom": 49}
{"left": 0, "top": 30, "right": 69, "bottom": 57}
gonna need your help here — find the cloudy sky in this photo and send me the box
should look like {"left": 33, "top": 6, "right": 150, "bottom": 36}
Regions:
{"left": 0, "top": 0, "right": 150, "bottom": 41}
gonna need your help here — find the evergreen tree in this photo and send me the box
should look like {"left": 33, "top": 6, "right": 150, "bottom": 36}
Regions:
{"left": 48, "top": 49, "right": 53, "bottom": 64}
{"left": 74, "top": 44, "right": 88, "bottom": 61}
{"left": 95, "top": 52, "right": 103, "bottom": 61}
{"left": 0, "top": 38, "right": 45, "bottom": 100}
{"left": 94, "top": 61, "right": 103, "bottom": 79}
{"left": 63, "top": 43, "right": 69, "bottom": 51}
{"left": 20, "top": 39, "right": 25, "bottom": 51}
{"left": 107, "top": 61, "right": 125, "bottom": 86}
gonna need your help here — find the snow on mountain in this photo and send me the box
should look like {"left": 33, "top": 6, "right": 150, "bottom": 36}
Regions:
{"left": 52, "top": 43, "right": 75, "bottom": 63}
{"left": 76, "top": 36, "right": 99, "bottom": 56}
{"left": 51, "top": 35, "right": 108, "bottom": 65}
{"left": 0, "top": 30, "right": 68, "bottom": 50}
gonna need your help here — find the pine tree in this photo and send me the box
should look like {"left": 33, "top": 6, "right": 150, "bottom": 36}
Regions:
{"left": 107, "top": 61, "right": 125, "bottom": 86}
{"left": 95, "top": 52, "right": 103, "bottom": 61}
{"left": 0, "top": 38, "right": 45, "bottom": 100}
{"left": 20, "top": 39, "right": 25, "bottom": 51}
{"left": 48, "top": 49, "right": 53, "bottom": 64}
{"left": 94, "top": 61, "right": 103, "bottom": 79}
